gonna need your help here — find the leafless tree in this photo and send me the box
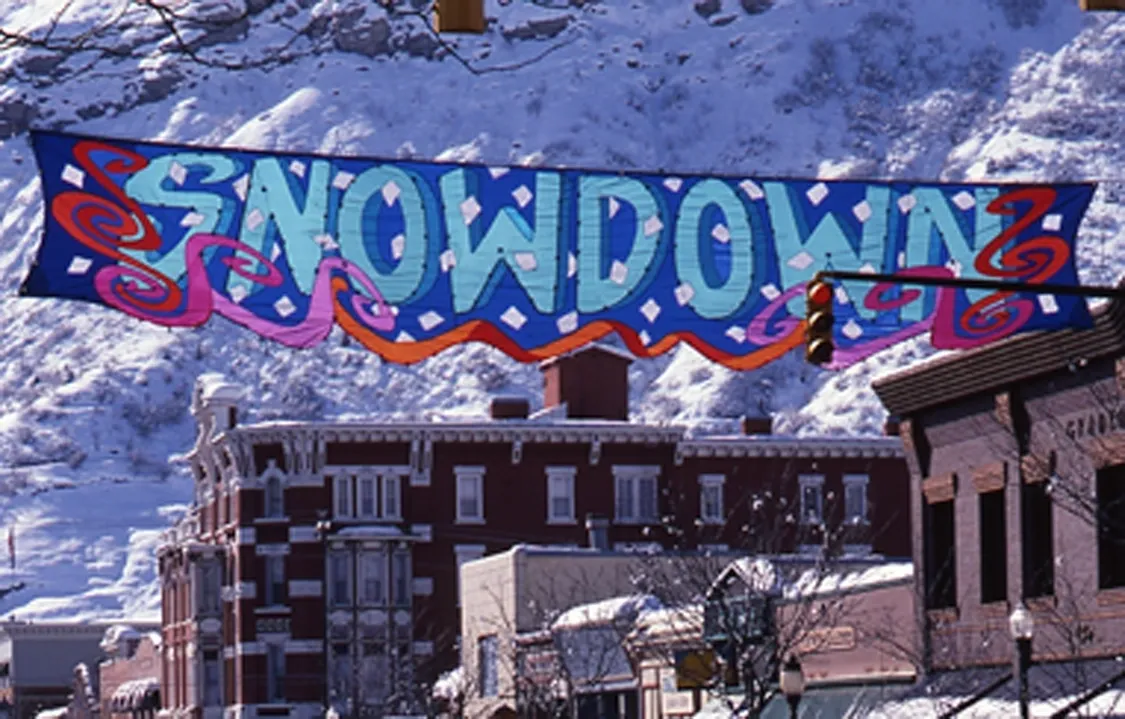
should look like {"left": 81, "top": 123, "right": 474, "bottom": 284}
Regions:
{"left": 626, "top": 457, "right": 907, "bottom": 717}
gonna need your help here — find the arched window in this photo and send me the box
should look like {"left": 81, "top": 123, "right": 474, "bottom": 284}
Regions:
{"left": 265, "top": 475, "right": 284, "bottom": 518}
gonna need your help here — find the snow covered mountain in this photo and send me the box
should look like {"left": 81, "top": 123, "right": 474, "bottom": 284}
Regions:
{"left": 0, "top": 0, "right": 1122, "bottom": 622}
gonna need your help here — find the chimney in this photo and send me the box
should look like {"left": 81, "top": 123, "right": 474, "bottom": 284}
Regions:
{"left": 884, "top": 415, "right": 901, "bottom": 437}
{"left": 740, "top": 414, "right": 773, "bottom": 436}
{"left": 585, "top": 513, "right": 610, "bottom": 551}
{"left": 490, "top": 396, "right": 530, "bottom": 420}
{"left": 541, "top": 344, "right": 633, "bottom": 421}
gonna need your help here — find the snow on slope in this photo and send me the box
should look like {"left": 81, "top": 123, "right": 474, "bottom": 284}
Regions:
{"left": 0, "top": 0, "right": 1121, "bottom": 620}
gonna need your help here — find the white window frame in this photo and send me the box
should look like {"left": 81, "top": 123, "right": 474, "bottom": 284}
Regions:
{"left": 266, "top": 643, "right": 286, "bottom": 703}
{"left": 334, "top": 476, "right": 353, "bottom": 519}
{"left": 546, "top": 466, "right": 577, "bottom": 525}
{"left": 455, "top": 467, "right": 485, "bottom": 524}
{"left": 699, "top": 474, "right": 726, "bottom": 525}
{"left": 392, "top": 548, "right": 411, "bottom": 608}
{"left": 264, "top": 471, "right": 285, "bottom": 519}
{"left": 382, "top": 475, "right": 402, "bottom": 520}
{"left": 359, "top": 548, "right": 387, "bottom": 606}
{"left": 328, "top": 550, "right": 352, "bottom": 607}
{"left": 201, "top": 650, "right": 222, "bottom": 708}
{"left": 613, "top": 466, "right": 661, "bottom": 524}
{"left": 799, "top": 474, "right": 826, "bottom": 526}
{"left": 357, "top": 475, "right": 378, "bottom": 519}
{"left": 843, "top": 474, "right": 870, "bottom": 525}
{"left": 264, "top": 555, "right": 286, "bottom": 606}
{"left": 454, "top": 544, "right": 486, "bottom": 606}
{"left": 199, "top": 561, "right": 221, "bottom": 615}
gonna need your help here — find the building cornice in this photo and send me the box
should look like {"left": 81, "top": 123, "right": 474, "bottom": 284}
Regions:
{"left": 225, "top": 422, "right": 687, "bottom": 446}
{"left": 678, "top": 436, "right": 903, "bottom": 459}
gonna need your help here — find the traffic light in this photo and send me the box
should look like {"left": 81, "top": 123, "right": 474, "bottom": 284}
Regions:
{"left": 805, "top": 277, "right": 835, "bottom": 366}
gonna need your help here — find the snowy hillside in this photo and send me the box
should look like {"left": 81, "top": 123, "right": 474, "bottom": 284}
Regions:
{"left": 0, "top": 0, "right": 1122, "bottom": 621}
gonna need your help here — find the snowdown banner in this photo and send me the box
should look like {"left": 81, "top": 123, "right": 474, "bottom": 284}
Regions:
{"left": 21, "top": 131, "right": 1096, "bottom": 370}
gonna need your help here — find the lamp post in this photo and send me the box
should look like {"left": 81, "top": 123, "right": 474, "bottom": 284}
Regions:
{"left": 779, "top": 655, "right": 805, "bottom": 719}
{"left": 1009, "top": 601, "right": 1035, "bottom": 719}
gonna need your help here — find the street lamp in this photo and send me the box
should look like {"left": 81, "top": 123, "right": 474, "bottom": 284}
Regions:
{"left": 1009, "top": 601, "right": 1035, "bottom": 719}
{"left": 779, "top": 654, "right": 805, "bottom": 719}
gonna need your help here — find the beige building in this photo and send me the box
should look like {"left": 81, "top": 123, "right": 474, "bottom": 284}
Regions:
{"left": 458, "top": 541, "right": 737, "bottom": 718}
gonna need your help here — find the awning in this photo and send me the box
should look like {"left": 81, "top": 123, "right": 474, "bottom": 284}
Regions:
{"left": 110, "top": 678, "right": 160, "bottom": 713}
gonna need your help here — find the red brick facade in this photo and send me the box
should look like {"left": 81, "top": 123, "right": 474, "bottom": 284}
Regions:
{"left": 159, "top": 347, "right": 910, "bottom": 719}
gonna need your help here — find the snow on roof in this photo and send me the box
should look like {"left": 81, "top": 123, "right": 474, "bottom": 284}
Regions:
{"left": 538, "top": 342, "right": 636, "bottom": 368}
{"left": 785, "top": 562, "right": 914, "bottom": 601}
{"left": 34, "top": 708, "right": 68, "bottom": 719}
{"left": 553, "top": 594, "right": 662, "bottom": 631}
{"left": 196, "top": 373, "right": 242, "bottom": 403}
{"left": 99, "top": 623, "right": 142, "bottom": 652}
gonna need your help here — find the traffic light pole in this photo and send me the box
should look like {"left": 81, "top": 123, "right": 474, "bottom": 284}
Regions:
{"left": 813, "top": 270, "right": 1125, "bottom": 300}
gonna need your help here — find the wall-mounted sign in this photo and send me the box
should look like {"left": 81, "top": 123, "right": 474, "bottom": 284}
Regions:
{"left": 23, "top": 131, "right": 1095, "bottom": 370}
{"left": 256, "top": 617, "right": 290, "bottom": 635}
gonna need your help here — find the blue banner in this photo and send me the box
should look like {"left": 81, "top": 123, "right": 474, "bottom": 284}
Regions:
{"left": 21, "top": 131, "right": 1096, "bottom": 369}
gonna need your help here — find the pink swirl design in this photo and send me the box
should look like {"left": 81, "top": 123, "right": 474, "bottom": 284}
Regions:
{"left": 95, "top": 233, "right": 394, "bottom": 345}
{"left": 745, "top": 284, "right": 805, "bottom": 345}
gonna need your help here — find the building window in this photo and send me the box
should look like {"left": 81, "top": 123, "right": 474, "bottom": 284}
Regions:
{"left": 359, "top": 550, "right": 387, "bottom": 606}
{"left": 700, "top": 474, "right": 726, "bottom": 525}
{"left": 264, "top": 556, "right": 286, "bottom": 606}
{"left": 334, "top": 476, "right": 352, "bottom": 518}
{"left": 329, "top": 551, "right": 351, "bottom": 607}
{"left": 264, "top": 474, "right": 284, "bottom": 518}
{"left": 199, "top": 561, "right": 221, "bottom": 615}
{"left": 393, "top": 550, "right": 411, "bottom": 608}
{"left": 266, "top": 644, "right": 285, "bottom": 703}
{"left": 843, "top": 474, "right": 869, "bottom": 525}
{"left": 1023, "top": 479, "right": 1054, "bottom": 598}
{"left": 455, "top": 545, "right": 486, "bottom": 605}
{"left": 1096, "top": 463, "right": 1125, "bottom": 590}
{"left": 362, "top": 643, "right": 390, "bottom": 704}
{"left": 478, "top": 635, "right": 499, "bottom": 697}
{"left": 202, "top": 650, "right": 221, "bottom": 707}
{"left": 799, "top": 475, "right": 825, "bottom": 525}
{"left": 979, "top": 489, "right": 1007, "bottom": 604}
{"left": 358, "top": 476, "right": 377, "bottom": 518}
{"left": 924, "top": 499, "right": 957, "bottom": 609}
{"left": 382, "top": 475, "right": 402, "bottom": 520}
{"left": 455, "top": 467, "right": 485, "bottom": 524}
{"left": 546, "top": 467, "right": 576, "bottom": 524}
{"left": 331, "top": 643, "right": 353, "bottom": 700}
{"left": 614, "top": 467, "right": 660, "bottom": 524}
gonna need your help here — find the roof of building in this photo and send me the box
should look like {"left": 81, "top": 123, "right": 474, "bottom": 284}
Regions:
{"left": 873, "top": 296, "right": 1125, "bottom": 417}
{"left": 537, "top": 342, "right": 636, "bottom": 369}
{"left": 553, "top": 594, "right": 662, "bottom": 631}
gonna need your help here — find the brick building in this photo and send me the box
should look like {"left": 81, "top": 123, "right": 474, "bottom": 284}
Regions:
{"left": 874, "top": 297, "right": 1125, "bottom": 693}
{"left": 158, "top": 344, "right": 910, "bottom": 718}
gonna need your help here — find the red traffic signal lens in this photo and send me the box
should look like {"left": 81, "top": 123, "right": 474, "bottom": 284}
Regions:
{"left": 807, "top": 281, "right": 833, "bottom": 307}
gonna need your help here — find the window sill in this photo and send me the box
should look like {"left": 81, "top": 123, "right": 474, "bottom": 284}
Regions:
{"left": 613, "top": 518, "right": 660, "bottom": 526}
{"left": 1026, "top": 595, "right": 1057, "bottom": 610}
{"left": 546, "top": 517, "right": 577, "bottom": 526}
{"left": 455, "top": 518, "right": 485, "bottom": 525}
{"left": 254, "top": 606, "right": 292, "bottom": 615}
{"left": 700, "top": 518, "right": 724, "bottom": 526}
{"left": 254, "top": 517, "right": 290, "bottom": 525}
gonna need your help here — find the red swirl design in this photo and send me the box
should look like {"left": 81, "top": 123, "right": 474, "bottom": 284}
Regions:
{"left": 51, "top": 141, "right": 183, "bottom": 314}
{"left": 975, "top": 188, "right": 1069, "bottom": 282}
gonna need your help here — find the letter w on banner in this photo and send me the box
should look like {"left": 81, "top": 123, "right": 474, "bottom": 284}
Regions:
{"left": 20, "top": 131, "right": 1097, "bottom": 371}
